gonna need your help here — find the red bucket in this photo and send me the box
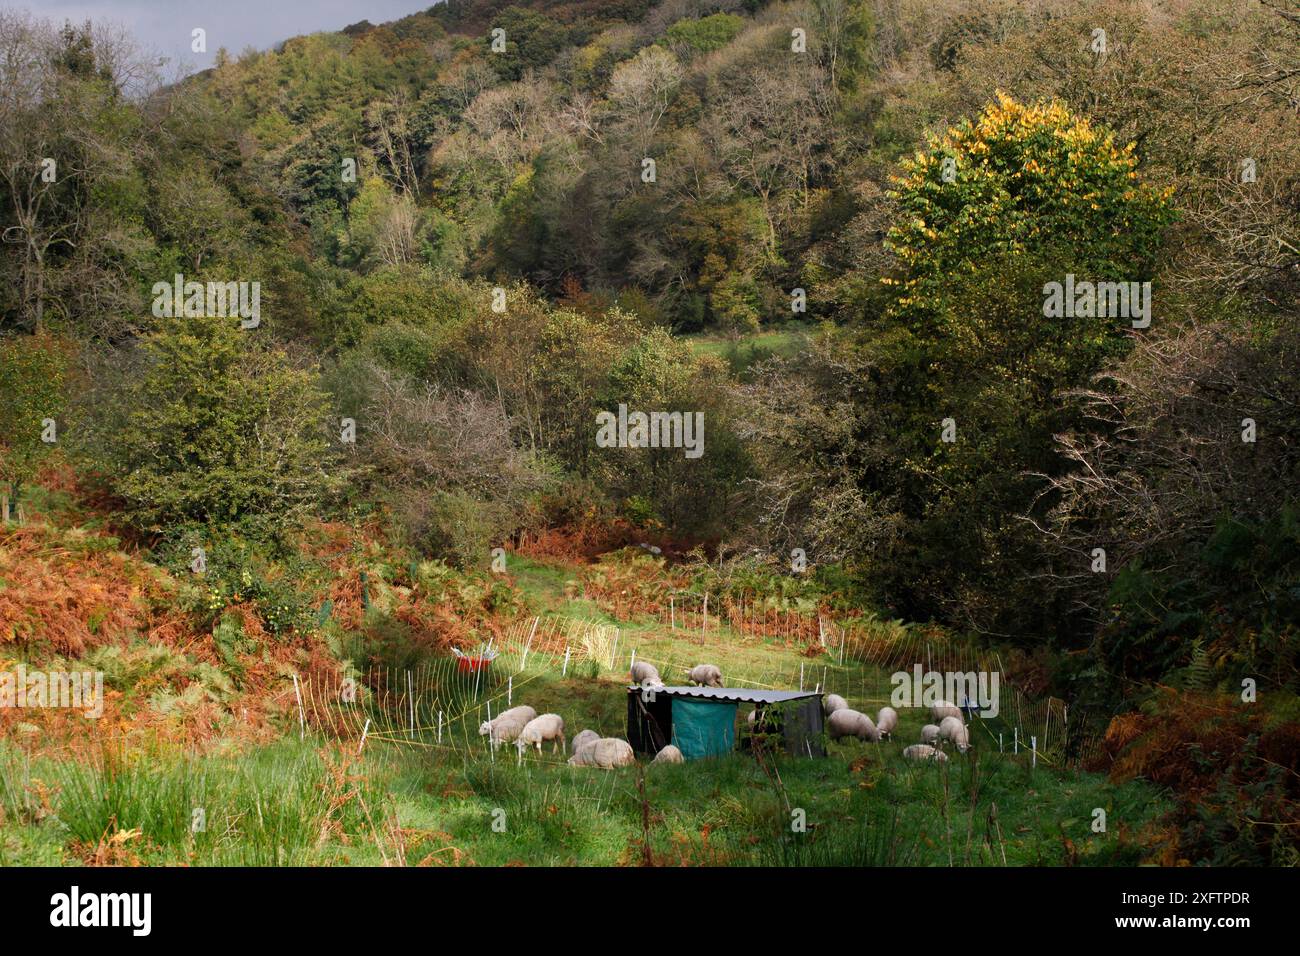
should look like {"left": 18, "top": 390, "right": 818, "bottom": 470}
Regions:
{"left": 456, "top": 656, "right": 492, "bottom": 674}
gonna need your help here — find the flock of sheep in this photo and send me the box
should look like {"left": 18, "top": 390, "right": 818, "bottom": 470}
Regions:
{"left": 475, "top": 658, "right": 723, "bottom": 770}
{"left": 478, "top": 704, "right": 687, "bottom": 769}
{"left": 815, "top": 695, "right": 971, "bottom": 762}
{"left": 477, "top": 657, "right": 971, "bottom": 769}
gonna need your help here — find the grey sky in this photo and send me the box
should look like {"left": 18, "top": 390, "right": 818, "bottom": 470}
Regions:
{"left": 16, "top": 0, "right": 439, "bottom": 76}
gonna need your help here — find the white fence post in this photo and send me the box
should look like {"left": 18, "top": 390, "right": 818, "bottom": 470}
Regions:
{"left": 292, "top": 673, "right": 305, "bottom": 740}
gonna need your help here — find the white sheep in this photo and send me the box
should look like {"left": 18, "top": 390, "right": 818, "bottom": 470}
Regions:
{"left": 567, "top": 737, "right": 635, "bottom": 768}
{"left": 630, "top": 661, "right": 662, "bottom": 686}
{"left": 652, "top": 744, "right": 684, "bottom": 764}
{"left": 931, "top": 700, "right": 963, "bottom": 723}
{"left": 516, "top": 714, "right": 566, "bottom": 755}
{"left": 688, "top": 663, "right": 723, "bottom": 687}
{"left": 920, "top": 723, "right": 941, "bottom": 745}
{"left": 823, "top": 694, "right": 848, "bottom": 716}
{"left": 485, "top": 716, "right": 528, "bottom": 749}
{"left": 876, "top": 706, "right": 898, "bottom": 739}
{"left": 479, "top": 705, "right": 537, "bottom": 748}
{"left": 570, "top": 729, "right": 600, "bottom": 755}
{"left": 902, "top": 744, "right": 948, "bottom": 762}
{"left": 827, "top": 708, "right": 880, "bottom": 742}
{"left": 937, "top": 715, "right": 970, "bottom": 753}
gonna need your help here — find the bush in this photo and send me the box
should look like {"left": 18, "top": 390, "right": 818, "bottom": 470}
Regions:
{"left": 99, "top": 314, "right": 343, "bottom": 535}
{"left": 0, "top": 332, "right": 70, "bottom": 514}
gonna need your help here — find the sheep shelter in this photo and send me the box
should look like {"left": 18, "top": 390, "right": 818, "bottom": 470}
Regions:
{"left": 627, "top": 686, "right": 826, "bottom": 760}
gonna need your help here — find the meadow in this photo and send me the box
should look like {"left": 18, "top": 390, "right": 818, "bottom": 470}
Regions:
{"left": 0, "top": 555, "right": 1173, "bottom": 867}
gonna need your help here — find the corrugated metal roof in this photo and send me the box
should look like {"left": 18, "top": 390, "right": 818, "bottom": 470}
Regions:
{"left": 627, "top": 685, "right": 821, "bottom": 704}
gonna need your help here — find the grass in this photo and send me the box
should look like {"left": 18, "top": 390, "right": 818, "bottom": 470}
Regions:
{"left": 0, "top": 605, "right": 1173, "bottom": 866}
{"left": 683, "top": 322, "right": 813, "bottom": 375}
{"left": 0, "top": 536, "right": 1176, "bottom": 867}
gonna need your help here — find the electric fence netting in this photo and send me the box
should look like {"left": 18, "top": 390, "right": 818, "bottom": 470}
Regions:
{"left": 295, "top": 596, "right": 1107, "bottom": 772}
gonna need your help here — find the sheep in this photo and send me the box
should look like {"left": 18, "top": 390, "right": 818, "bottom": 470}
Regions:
{"left": 920, "top": 723, "right": 941, "bottom": 746}
{"left": 516, "top": 714, "right": 566, "bottom": 755}
{"left": 570, "top": 729, "right": 600, "bottom": 755}
{"left": 876, "top": 706, "right": 898, "bottom": 739}
{"left": 937, "top": 715, "right": 970, "bottom": 753}
{"left": 688, "top": 664, "right": 723, "bottom": 687}
{"left": 567, "top": 737, "right": 635, "bottom": 768}
{"left": 823, "top": 694, "right": 848, "bottom": 716}
{"left": 652, "top": 744, "right": 684, "bottom": 764}
{"left": 630, "top": 661, "right": 662, "bottom": 686}
{"left": 931, "top": 700, "right": 963, "bottom": 723}
{"left": 902, "top": 744, "right": 948, "bottom": 762}
{"left": 827, "top": 708, "right": 881, "bottom": 742}
{"left": 479, "top": 705, "right": 537, "bottom": 748}
{"left": 485, "top": 716, "right": 528, "bottom": 749}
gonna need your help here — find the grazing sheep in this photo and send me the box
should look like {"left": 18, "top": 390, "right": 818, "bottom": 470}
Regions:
{"left": 827, "top": 708, "right": 881, "bottom": 742}
{"left": 823, "top": 694, "right": 848, "bottom": 716}
{"left": 567, "top": 737, "right": 635, "bottom": 768}
{"left": 937, "top": 715, "right": 970, "bottom": 753}
{"left": 516, "top": 714, "right": 566, "bottom": 755}
{"left": 570, "top": 729, "right": 600, "bottom": 755}
{"left": 652, "top": 744, "right": 684, "bottom": 764}
{"left": 485, "top": 716, "right": 528, "bottom": 749}
{"left": 876, "top": 706, "right": 898, "bottom": 739}
{"left": 688, "top": 664, "right": 723, "bottom": 687}
{"left": 630, "top": 661, "right": 662, "bottom": 686}
{"left": 479, "top": 705, "right": 538, "bottom": 747}
{"left": 920, "top": 723, "right": 941, "bottom": 746}
{"left": 902, "top": 744, "right": 948, "bottom": 762}
{"left": 931, "top": 700, "right": 963, "bottom": 723}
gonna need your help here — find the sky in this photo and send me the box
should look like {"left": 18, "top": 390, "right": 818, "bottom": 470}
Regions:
{"left": 17, "top": 0, "right": 438, "bottom": 76}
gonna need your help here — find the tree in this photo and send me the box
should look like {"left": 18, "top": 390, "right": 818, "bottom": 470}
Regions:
{"left": 885, "top": 92, "right": 1175, "bottom": 326}
{"left": 608, "top": 45, "right": 683, "bottom": 158}
{"left": 104, "top": 314, "right": 340, "bottom": 534}
{"left": 0, "top": 331, "right": 67, "bottom": 519}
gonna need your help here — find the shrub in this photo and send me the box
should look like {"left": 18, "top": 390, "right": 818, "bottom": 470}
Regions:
{"left": 0, "top": 332, "right": 70, "bottom": 515}
{"left": 101, "top": 314, "right": 342, "bottom": 535}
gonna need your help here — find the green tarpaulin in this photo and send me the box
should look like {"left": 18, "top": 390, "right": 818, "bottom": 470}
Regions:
{"left": 670, "top": 698, "right": 737, "bottom": 760}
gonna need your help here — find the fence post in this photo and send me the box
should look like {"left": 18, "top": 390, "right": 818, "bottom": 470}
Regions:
{"left": 520, "top": 616, "right": 539, "bottom": 672}
{"left": 357, "top": 718, "right": 371, "bottom": 755}
{"left": 1031, "top": 735, "right": 1037, "bottom": 769}
{"left": 670, "top": 595, "right": 675, "bottom": 630}
{"left": 562, "top": 646, "right": 570, "bottom": 677}
{"left": 1014, "top": 727, "right": 1019, "bottom": 754}
{"left": 507, "top": 675, "right": 513, "bottom": 707}
{"left": 292, "top": 673, "right": 305, "bottom": 740}
{"left": 437, "top": 711, "right": 443, "bottom": 744}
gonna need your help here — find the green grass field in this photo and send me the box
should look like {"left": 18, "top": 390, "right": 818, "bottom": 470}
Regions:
{"left": 0, "top": 555, "right": 1174, "bottom": 866}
